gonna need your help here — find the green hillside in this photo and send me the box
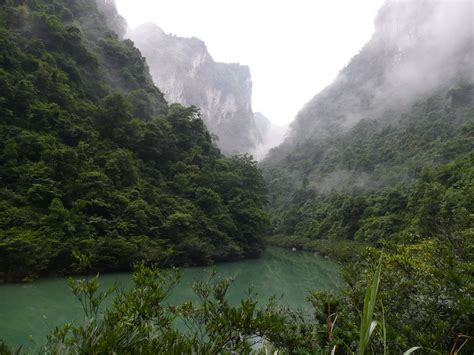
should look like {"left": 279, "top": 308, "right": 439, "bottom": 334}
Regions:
{"left": 0, "top": 0, "right": 472, "bottom": 353}
{"left": 260, "top": 1, "right": 474, "bottom": 351}
{"left": 0, "top": 0, "right": 268, "bottom": 282}
{"left": 264, "top": 86, "right": 474, "bottom": 241}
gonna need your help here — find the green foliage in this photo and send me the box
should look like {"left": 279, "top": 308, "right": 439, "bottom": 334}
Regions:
{"left": 38, "top": 265, "right": 291, "bottom": 354}
{"left": 329, "top": 238, "right": 473, "bottom": 354}
{"left": 267, "top": 153, "right": 473, "bottom": 247}
{"left": 2, "top": 259, "right": 472, "bottom": 354}
{"left": 266, "top": 155, "right": 473, "bottom": 352}
{"left": 178, "top": 271, "right": 289, "bottom": 353}
{"left": 263, "top": 81, "right": 473, "bottom": 353}
{"left": 358, "top": 256, "right": 382, "bottom": 355}
{"left": 266, "top": 235, "right": 368, "bottom": 262}
{"left": 264, "top": 84, "right": 474, "bottom": 230}
{"left": 43, "top": 265, "right": 190, "bottom": 354}
{"left": 0, "top": 0, "right": 268, "bottom": 281}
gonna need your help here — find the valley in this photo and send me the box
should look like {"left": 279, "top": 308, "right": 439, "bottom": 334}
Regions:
{"left": 0, "top": 0, "right": 472, "bottom": 353}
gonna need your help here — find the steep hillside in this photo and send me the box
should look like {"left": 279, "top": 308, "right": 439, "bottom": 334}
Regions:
{"left": 0, "top": 0, "right": 268, "bottom": 282}
{"left": 264, "top": 0, "right": 474, "bottom": 206}
{"left": 95, "top": 0, "right": 127, "bottom": 38}
{"left": 263, "top": 0, "right": 473, "bottom": 240}
{"left": 276, "top": 0, "right": 474, "bottom": 149}
{"left": 128, "top": 23, "right": 261, "bottom": 155}
{"left": 261, "top": 3, "right": 473, "bottom": 347}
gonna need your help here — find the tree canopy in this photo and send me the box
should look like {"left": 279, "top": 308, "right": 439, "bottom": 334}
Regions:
{"left": 0, "top": 0, "right": 268, "bottom": 282}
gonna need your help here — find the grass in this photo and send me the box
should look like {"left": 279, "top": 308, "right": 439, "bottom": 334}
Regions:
{"left": 357, "top": 255, "right": 382, "bottom": 355}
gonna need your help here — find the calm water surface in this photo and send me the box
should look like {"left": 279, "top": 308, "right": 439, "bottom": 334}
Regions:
{"left": 0, "top": 247, "right": 344, "bottom": 349}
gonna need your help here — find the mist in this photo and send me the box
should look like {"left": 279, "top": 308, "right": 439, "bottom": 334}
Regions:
{"left": 253, "top": 125, "right": 288, "bottom": 161}
{"left": 284, "top": 0, "right": 474, "bottom": 146}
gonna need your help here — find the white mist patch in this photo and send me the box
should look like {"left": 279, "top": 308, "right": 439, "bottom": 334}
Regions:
{"left": 252, "top": 112, "right": 288, "bottom": 161}
{"left": 281, "top": 0, "right": 474, "bottom": 149}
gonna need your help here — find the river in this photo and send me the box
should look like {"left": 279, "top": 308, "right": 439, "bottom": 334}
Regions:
{"left": 0, "top": 247, "right": 344, "bottom": 349}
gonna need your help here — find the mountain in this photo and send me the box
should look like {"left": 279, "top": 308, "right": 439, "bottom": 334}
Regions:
{"left": 277, "top": 0, "right": 473, "bottom": 149}
{"left": 128, "top": 23, "right": 261, "bottom": 155}
{"left": 253, "top": 112, "right": 288, "bottom": 161}
{"left": 262, "top": 3, "right": 473, "bottom": 346}
{"left": 264, "top": 0, "right": 473, "bottom": 196}
{"left": 95, "top": 0, "right": 127, "bottom": 38}
{"left": 263, "top": 0, "right": 473, "bottom": 237}
{"left": 0, "top": 0, "right": 268, "bottom": 282}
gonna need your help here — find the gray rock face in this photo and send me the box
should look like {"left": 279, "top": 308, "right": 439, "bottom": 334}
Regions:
{"left": 275, "top": 0, "right": 474, "bottom": 154}
{"left": 128, "top": 23, "right": 260, "bottom": 155}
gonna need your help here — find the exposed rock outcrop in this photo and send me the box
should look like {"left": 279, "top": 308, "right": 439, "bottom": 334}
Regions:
{"left": 129, "top": 23, "right": 261, "bottom": 155}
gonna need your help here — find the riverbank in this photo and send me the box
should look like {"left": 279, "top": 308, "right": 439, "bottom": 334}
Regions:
{"left": 0, "top": 247, "right": 344, "bottom": 350}
{"left": 265, "top": 235, "right": 370, "bottom": 263}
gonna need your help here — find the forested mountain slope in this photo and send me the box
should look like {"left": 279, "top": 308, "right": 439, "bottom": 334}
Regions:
{"left": 128, "top": 23, "right": 261, "bottom": 155}
{"left": 263, "top": 0, "right": 474, "bottom": 236}
{"left": 261, "top": 2, "right": 473, "bottom": 347}
{"left": 272, "top": 0, "right": 473, "bottom": 151}
{"left": 0, "top": 0, "right": 268, "bottom": 282}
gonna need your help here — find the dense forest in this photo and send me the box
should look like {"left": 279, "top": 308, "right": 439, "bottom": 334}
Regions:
{"left": 263, "top": 86, "right": 474, "bottom": 243}
{"left": 262, "top": 92, "right": 474, "bottom": 352}
{"left": 259, "top": 0, "right": 474, "bottom": 352}
{"left": 0, "top": 0, "right": 473, "bottom": 354}
{"left": 0, "top": 0, "right": 268, "bottom": 282}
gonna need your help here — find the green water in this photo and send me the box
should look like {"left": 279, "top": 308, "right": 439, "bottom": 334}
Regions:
{"left": 0, "top": 247, "right": 343, "bottom": 349}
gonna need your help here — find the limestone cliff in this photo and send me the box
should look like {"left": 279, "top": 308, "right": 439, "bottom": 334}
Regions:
{"left": 129, "top": 23, "right": 260, "bottom": 155}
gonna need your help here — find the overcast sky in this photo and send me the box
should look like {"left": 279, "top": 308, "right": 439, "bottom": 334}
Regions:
{"left": 115, "top": 0, "right": 385, "bottom": 125}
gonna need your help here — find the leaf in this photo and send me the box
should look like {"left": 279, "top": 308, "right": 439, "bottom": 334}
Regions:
{"left": 381, "top": 302, "right": 387, "bottom": 355}
{"left": 14, "top": 345, "right": 23, "bottom": 355}
{"left": 358, "top": 254, "right": 382, "bottom": 355}
{"left": 369, "top": 320, "right": 378, "bottom": 337}
{"left": 403, "top": 346, "right": 422, "bottom": 354}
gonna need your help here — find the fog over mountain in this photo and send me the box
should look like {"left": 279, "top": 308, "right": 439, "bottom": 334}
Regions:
{"left": 253, "top": 113, "right": 288, "bottom": 161}
{"left": 1, "top": 0, "right": 473, "bottom": 351}
{"left": 95, "top": 0, "right": 127, "bottom": 38}
{"left": 270, "top": 0, "right": 473, "bottom": 156}
{"left": 263, "top": 0, "right": 473, "bottom": 208}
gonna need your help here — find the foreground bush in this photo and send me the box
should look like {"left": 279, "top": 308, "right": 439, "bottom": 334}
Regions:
{"left": 2, "top": 249, "right": 471, "bottom": 354}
